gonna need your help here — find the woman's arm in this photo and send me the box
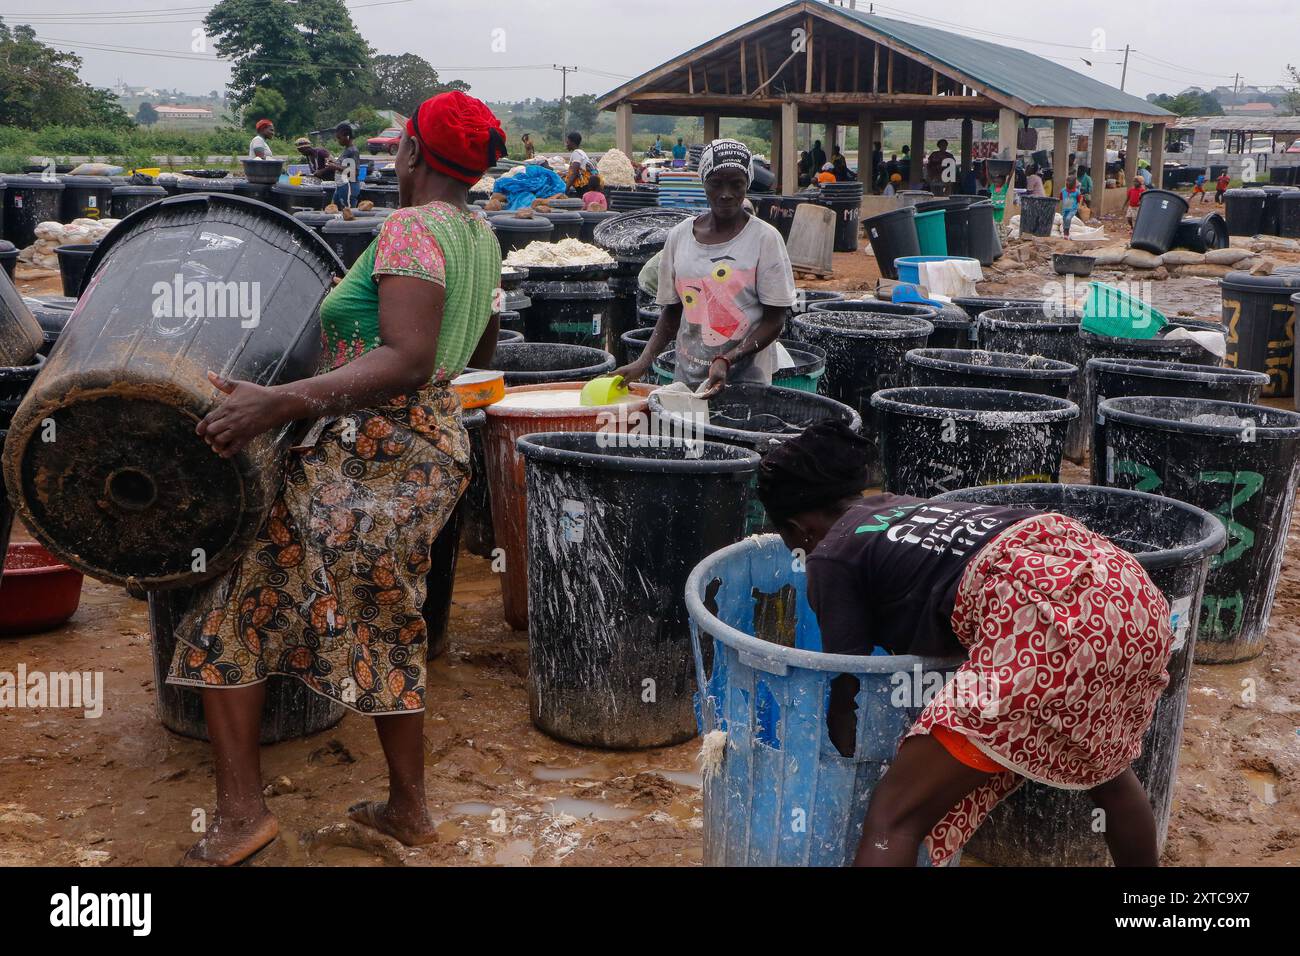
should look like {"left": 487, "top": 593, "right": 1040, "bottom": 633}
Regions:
{"left": 612, "top": 303, "right": 681, "bottom": 383}
{"left": 698, "top": 305, "right": 787, "bottom": 398}
{"left": 197, "top": 275, "right": 445, "bottom": 458}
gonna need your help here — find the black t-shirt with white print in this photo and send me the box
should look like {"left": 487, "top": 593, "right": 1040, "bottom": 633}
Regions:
{"left": 806, "top": 494, "right": 1040, "bottom": 658}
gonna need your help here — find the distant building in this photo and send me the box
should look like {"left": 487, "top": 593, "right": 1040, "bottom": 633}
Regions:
{"left": 1224, "top": 102, "right": 1280, "bottom": 116}
{"left": 154, "top": 105, "right": 215, "bottom": 123}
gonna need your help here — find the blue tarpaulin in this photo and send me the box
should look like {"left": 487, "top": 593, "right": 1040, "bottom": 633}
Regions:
{"left": 495, "top": 164, "right": 567, "bottom": 211}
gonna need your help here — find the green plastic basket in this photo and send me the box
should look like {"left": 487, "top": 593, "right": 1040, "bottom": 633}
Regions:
{"left": 914, "top": 209, "right": 948, "bottom": 256}
{"left": 1081, "top": 281, "right": 1167, "bottom": 339}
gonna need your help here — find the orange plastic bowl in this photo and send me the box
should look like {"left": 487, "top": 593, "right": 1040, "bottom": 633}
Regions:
{"left": 0, "top": 543, "right": 85, "bottom": 635}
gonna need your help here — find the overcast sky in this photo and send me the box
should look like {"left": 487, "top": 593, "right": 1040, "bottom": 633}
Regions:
{"left": 6, "top": 0, "right": 1295, "bottom": 103}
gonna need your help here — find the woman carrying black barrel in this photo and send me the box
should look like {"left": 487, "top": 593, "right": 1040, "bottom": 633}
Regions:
{"left": 167, "top": 91, "right": 507, "bottom": 865}
{"left": 755, "top": 421, "right": 1176, "bottom": 868}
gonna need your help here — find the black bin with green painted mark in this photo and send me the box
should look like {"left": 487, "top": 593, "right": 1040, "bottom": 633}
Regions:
{"left": 1094, "top": 395, "right": 1300, "bottom": 663}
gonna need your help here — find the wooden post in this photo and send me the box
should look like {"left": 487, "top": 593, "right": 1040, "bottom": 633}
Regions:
{"left": 872, "top": 43, "right": 880, "bottom": 93}
{"left": 703, "top": 113, "right": 721, "bottom": 144}
{"left": 740, "top": 41, "right": 748, "bottom": 95}
{"left": 961, "top": 118, "right": 974, "bottom": 174}
{"left": 771, "top": 111, "right": 782, "bottom": 190}
{"left": 615, "top": 103, "right": 633, "bottom": 158}
{"left": 909, "top": 118, "right": 925, "bottom": 188}
{"left": 1091, "top": 117, "right": 1109, "bottom": 217}
{"left": 1150, "top": 123, "right": 1166, "bottom": 188}
{"left": 805, "top": 16, "right": 814, "bottom": 94}
{"left": 781, "top": 101, "right": 799, "bottom": 197}
{"left": 1125, "top": 121, "right": 1141, "bottom": 186}
{"left": 826, "top": 124, "right": 839, "bottom": 159}
{"left": 859, "top": 110, "right": 876, "bottom": 192}
{"left": 887, "top": 49, "right": 894, "bottom": 93}
{"left": 1052, "top": 117, "right": 1071, "bottom": 195}
{"left": 997, "top": 108, "right": 1019, "bottom": 159}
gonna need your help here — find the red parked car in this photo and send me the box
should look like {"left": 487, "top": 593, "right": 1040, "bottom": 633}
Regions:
{"left": 366, "top": 127, "right": 402, "bottom": 155}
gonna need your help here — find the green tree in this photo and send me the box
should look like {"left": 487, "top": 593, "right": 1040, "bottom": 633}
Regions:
{"left": 0, "top": 19, "right": 132, "bottom": 129}
{"left": 204, "top": 0, "right": 372, "bottom": 134}
{"left": 136, "top": 102, "right": 159, "bottom": 125}
{"left": 1283, "top": 66, "right": 1300, "bottom": 116}
{"left": 1150, "top": 91, "right": 1223, "bottom": 117}
{"left": 370, "top": 53, "right": 470, "bottom": 116}
{"left": 243, "top": 87, "right": 288, "bottom": 132}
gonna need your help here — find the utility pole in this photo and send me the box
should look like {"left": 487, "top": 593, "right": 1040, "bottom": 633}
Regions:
{"left": 553, "top": 65, "right": 578, "bottom": 131}
{"left": 1120, "top": 44, "right": 1130, "bottom": 92}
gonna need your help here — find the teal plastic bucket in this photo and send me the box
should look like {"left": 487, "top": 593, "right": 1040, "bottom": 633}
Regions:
{"left": 914, "top": 209, "right": 948, "bottom": 256}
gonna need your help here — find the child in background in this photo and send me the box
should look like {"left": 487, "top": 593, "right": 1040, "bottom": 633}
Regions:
{"left": 1192, "top": 173, "right": 1207, "bottom": 203}
{"left": 1060, "top": 176, "right": 1082, "bottom": 238}
{"left": 1215, "top": 171, "right": 1231, "bottom": 203}
{"left": 1126, "top": 179, "right": 1145, "bottom": 226}
{"left": 816, "top": 163, "right": 838, "bottom": 184}
{"left": 883, "top": 172, "right": 902, "bottom": 196}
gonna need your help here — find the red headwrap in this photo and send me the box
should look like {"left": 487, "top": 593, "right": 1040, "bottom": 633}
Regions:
{"left": 406, "top": 91, "right": 507, "bottom": 185}
{"left": 255, "top": 119, "right": 273, "bottom": 132}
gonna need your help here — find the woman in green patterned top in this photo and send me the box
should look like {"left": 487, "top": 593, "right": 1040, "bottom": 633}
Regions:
{"left": 168, "top": 92, "right": 507, "bottom": 865}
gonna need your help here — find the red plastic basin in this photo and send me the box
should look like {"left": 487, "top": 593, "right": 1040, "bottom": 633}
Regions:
{"left": 0, "top": 543, "right": 84, "bottom": 635}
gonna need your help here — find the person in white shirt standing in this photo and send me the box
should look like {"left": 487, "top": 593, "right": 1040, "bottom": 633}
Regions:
{"left": 248, "top": 119, "right": 275, "bottom": 158}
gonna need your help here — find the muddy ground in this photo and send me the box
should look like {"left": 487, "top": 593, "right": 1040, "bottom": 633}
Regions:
{"left": 1, "top": 207, "right": 1298, "bottom": 867}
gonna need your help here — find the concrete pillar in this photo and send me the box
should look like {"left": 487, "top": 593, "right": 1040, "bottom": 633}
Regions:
{"left": 615, "top": 104, "right": 634, "bottom": 158}
{"left": 1052, "top": 118, "right": 1071, "bottom": 195}
{"left": 781, "top": 102, "right": 799, "bottom": 197}
{"left": 858, "top": 111, "right": 876, "bottom": 191}
{"left": 771, "top": 114, "right": 783, "bottom": 191}
{"left": 909, "top": 118, "right": 926, "bottom": 188}
{"left": 960, "top": 118, "right": 974, "bottom": 177}
{"left": 1090, "top": 118, "right": 1109, "bottom": 216}
{"left": 1150, "top": 123, "right": 1166, "bottom": 188}
{"left": 1124, "top": 121, "right": 1141, "bottom": 186}
{"left": 998, "top": 108, "right": 1019, "bottom": 159}
{"left": 826, "top": 124, "right": 840, "bottom": 157}
{"left": 703, "top": 113, "right": 721, "bottom": 144}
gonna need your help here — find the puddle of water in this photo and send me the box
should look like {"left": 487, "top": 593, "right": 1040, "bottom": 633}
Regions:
{"left": 532, "top": 764, "right": 606, "bottom": 782}
{"left": 1242, "top": 769, "right": 1280, "bottom": 806}
{"left": 435, "top": 819, "right": 466, "bottom": 841}
{"left": 493, "top": 838, "right": 535, "bottom": 866}
{"left": 663, "top": 800, "right": 698, "bottom": 822}
{"left": 658, "top": 770, "right": 703, "bottom": 789}
{"left": 448, "top": 801, "right": 497, "bottom": 817}
{"left": 547, "top": 798, "right": 639, "bottom": 821}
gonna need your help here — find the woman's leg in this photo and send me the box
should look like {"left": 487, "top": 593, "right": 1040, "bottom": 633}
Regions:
{"left": 856, "top": 733, "right": 994, "bottom": 867}
{"left": 185, "top": 683, "right": 277, "bottom": 864}
{"left": 1089, "top": 767, "right": 1158, "bottom": 866}
{"left": 349, "top": 712, "right": 437, "bottom": 845}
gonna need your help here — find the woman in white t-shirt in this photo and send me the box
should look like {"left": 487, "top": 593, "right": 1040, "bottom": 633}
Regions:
{"left": 613, "top": 139, "right": 796, "bottom": 398}
{"left": 563, "top": 131, "right": 601, "bottom": 196}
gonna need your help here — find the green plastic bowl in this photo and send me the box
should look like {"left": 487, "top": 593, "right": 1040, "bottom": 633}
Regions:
{"left": 1081, "top": 281, "right": 1168, "bottom": 339}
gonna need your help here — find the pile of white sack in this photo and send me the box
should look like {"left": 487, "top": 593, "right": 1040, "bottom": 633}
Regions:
{"left": 596, "top": 148, "right": 636, "bottom": 187}
{"left": 18, "top": 219, "right": 119, "bottom": 271}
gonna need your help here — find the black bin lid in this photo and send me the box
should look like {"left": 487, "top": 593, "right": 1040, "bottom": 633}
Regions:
{"left": 2, "top": 175, "right": 64, "bottom": 191}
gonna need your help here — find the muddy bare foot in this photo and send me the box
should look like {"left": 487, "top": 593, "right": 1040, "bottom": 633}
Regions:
{"left": 181, "top": 811, "right": 279, "bottom": 866}
{"left": 347, "top": 801, "right": 437, "bottom": 846}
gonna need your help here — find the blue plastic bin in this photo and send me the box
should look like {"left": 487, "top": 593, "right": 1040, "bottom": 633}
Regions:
{"left": 686, "top": 534, "right": 961, "bottom": 866}
{"left": 893, "top": 254, "right": 980, "bottom": 286}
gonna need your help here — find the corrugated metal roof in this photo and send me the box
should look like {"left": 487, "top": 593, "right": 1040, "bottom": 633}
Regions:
{"left": 825, "top": 3, "right": 1173, "bottom": 118}
{"left": 1171, "top": 115, "right": 1300, "bottom": 131}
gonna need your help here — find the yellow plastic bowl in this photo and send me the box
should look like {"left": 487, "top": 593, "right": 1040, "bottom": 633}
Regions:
{"left": 452, "top": 370, "right": 506, "bottom": 409}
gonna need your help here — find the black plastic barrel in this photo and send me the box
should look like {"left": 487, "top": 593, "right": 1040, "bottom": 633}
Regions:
{"left": 1223, "top": 187, "right": 1266, "bottom": 236}
{"left": 1258, "top": 185, "right": 1298, "bottom": 236}
{"left": 790, "top": 311, "right": 933, "bottom": 484}
{"left": 1220, "top": 269, "right": 1300, "bottom": 398}
{"left": 904, "top": 347, "right": 1076, "bottom": 399}
{"left": 148, "top": 588, "right": 346, "bottom": 743}
{"left": 423, "top": 408, "right": 484, "bottom": 659}
{"left": 756, "top": 195, "right": 814, "bottom": 241}
{"left": 535, "top": 210, "right": 582, "bottom": 241}
{"left": 493, "top": 216, "right": 553, "bottom": 254}
{"left": 497, "top": 328, "right": 525, "bottom": 345}
{"left": 293, "top": 209, "right": 335, "bottom": 236}
{"left": 937, "top": 197, "right": 974, "bottom": 258}
{"left": 874, "top": 385, "right": 1077, "bottom": 496}
{"left": 521, "top": 275, "right": 614, "bottom": 350}
{"left": 1130, "top": 189, "right": 1188, "bottom": 255}
{"left": 483, "top": 342, "right": 615, "bottom": 386}
{"left": 110, "top": 184, "right": 166, "bottom": 219}
{"left": 359, "top": 183, "right": 399, "bottom": 209}
{"left": 966, "top": 200, "right": 1001, "bottom": 266}
{"left": 933, "top": 482, "right": 1225, "bottom": 866}
{"left": 812, "top": 297, "right": 963, "bottom": 349}
{"left": 977, "top": 305, "right": 1087, "bottom": 460}
{"left": 0, "top": 428, "right": 9, "bottom": 586}
{"left": 0, "top": 353, "right": 44, "bottom": 433}
{"left": 618, "top": 326, "right": 655, "bottom": 369}
{"left": 461, "top": 409, "right": 496, "bottom": 559}
{"left": 1279, "top": 192, "right": 1300, "bottom": 239}
{"left": 792, "top": 289, "right": 845, "bottom": 315}
{"left": 579, "top": 209, "right": 618, "bottom": 243}
{"left": 1, "top": 270, "right": 44, "bottom": 367}
{"left": 59, "top": 175, "right": 114, "bottom": 222}
{"left": 863, "top": 206, "right": 920, "bottom": 279}
{"left": 1095, "top": 396, "right": 1300, "bottom": 664}
{"left": 0, "top": 240, "right": 15, "bottom": 280}
{"left": 20, "top": 296, "right": 68, "bottom": 357}
{"left": 2, "top": 177, "right": 64, "bottom": 248}
{"left": 606, "top": 274, "right": 640, "bottom": 360}
{"left": 822, "top": 186, "right": 864, "bottom": 252}
{"left": 519, "top": 432, "right": 759, "bottom": 748}
{"left": 176, "top": 177, "right": 235, "bottom": 196}
{"left": 1, "top": 194, "right": 344, "bottom": 590}
{"left": 1018, "top": 195, "right": 1059, "bottom": 237}
{"left": 271, "top": 182, "right": 329, "bottom": 213}
{"left": 1173, "top": 212, "right": 1229, "bottom": 253}
{"left": 232, "top": 180, "right": 276, "bottom": 206}
{"left": 321, "top": 217, "right": 380, "bottom": 269}
{"left": 54, "top": 243, "right": 98, "bottom": 298}
{"left": 952, "top": 296, "right": 1044, "bottom": 323}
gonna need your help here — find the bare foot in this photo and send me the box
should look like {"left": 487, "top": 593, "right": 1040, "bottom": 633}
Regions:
{"left": 181, "top": 811, "right": 279, "bottom": 866}
{"left": 347, "top": 801, "right": 437, "bottom": 847}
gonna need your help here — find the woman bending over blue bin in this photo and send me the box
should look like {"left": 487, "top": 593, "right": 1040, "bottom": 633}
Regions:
{"left": 754, "top": 421, "right": 1174, "bottom": 867}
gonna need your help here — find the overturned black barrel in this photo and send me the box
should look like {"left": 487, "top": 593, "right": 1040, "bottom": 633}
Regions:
{"left": 483, "top": 342, "right": 615, "bottom": 386}
{"left": 54, "top": 243, "right": 98, "bottom": 298}
{"left": 0, "top": 353, "right": 44, "bottom": 433}
{"left": 977, "top": 305, "right": 1086, "bottom": 460}
{"left": 110, "top": 184, "right": 167, "bottom": 219}
{"left": 791, "top": 310, "right": 933, "bottom": 484}
{"left": 904, "top": 347, "right": 1076, "bottom": 399}
{"left": 1095, "top": 395, "right": 1300, "bottom": 664}
{"left": 863, "top": 206, "right": 920, "bottom": 279}
{"left": 1220, "top": 269, "right": 1300, "bottom": 398}
{"left": 424, "top": 408, "right": 485, "bottom": 659}
{"left": 933, "top": 482, "right": 1225, "bottom": 866}
{"left": 1173, "top": 212, "right": 1229, "bottom": 252}
{"left": 1130, "top": 189, "right": 1188, "bottom": 255}
{"left": 873, "top": 387, "right": 1077, "bottom": 496}
{"left": 2, "top": 177, "right": 64, "bottom": 248}
{"left": 1223, "top": 187, "right": 1266, "bottom": 236}
{"left": 148, "top": 588, "right": 346, "bottom": 743}
{"left": 1, "top": 270, "right": 44, "bottom": 367}
{"left": 519, "top": 432, "right": 760, "bottom": 748}
{"left": 1, "top": 194, "right": 344, "bottom": 590}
